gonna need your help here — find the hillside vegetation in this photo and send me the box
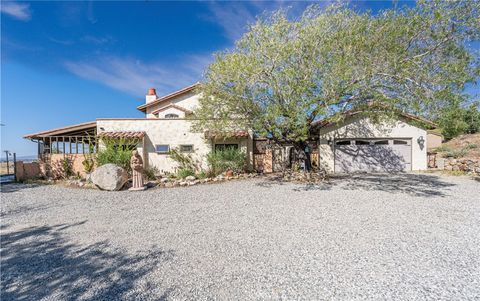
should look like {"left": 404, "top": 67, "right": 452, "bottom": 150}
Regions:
{"left": 436, "top": 133, "right": 480, "bottom": 159}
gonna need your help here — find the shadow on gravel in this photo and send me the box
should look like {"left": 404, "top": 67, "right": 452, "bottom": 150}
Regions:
{"left": 0, "top": 204, "right": 52, "bottom": 219}
{"left": 255, "top": 175, "right": 333, "bottom": 191}
{"left": 256, "top": 173, "right": 456, "bottom": 196}
{"left": 0, "top": 183, "right": 40, "bottom": 193}
{"left": 329, "top": 173, "right": 456, "bottom": 197}
{"left": 0, "top": 222, "right": 175, "bottom": 300}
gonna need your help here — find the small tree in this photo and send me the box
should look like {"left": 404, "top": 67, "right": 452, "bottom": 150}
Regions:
{"left": 438, "top": 100, "right": 480, "bottom": 139}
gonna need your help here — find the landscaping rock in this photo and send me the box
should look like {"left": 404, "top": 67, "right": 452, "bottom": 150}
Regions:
{"left": 185, "top": 175, "right": 196, "bottom": 181}
{"left": 160, "top": 178, "right": 169, "bottom": 183}
{"left": 179, "top": 181, "right": 188, "bottom": 186}
{"left": 90, "top": 164, "right": 128, "bottom": 191}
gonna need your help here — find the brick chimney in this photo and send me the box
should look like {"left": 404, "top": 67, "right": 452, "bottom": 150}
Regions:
{"left": 146, "top": 88, "right": 157, "bottom": 104}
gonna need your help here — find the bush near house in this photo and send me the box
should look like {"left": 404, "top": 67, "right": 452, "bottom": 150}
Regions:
{"left": 143, "top": 166, "right": 160, "bottom": 181}
{"left": 168, "top": 147, "right": 203, "bottom": 179}
{"left": 82, "top": 158, "right": 95, "bottom": 174}
{"left": 96, "top": 137, "right": 139, "bottom": 172}
{"left": 176, "top": 168, "right": 196, "bottom": 179}
{"left": 207, "top": 148, "right": 247, "bottom": 176}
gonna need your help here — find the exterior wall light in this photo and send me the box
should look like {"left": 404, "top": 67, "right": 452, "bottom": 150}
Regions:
{"left": 417, "top": 136, "right": 425, "bottom": 149}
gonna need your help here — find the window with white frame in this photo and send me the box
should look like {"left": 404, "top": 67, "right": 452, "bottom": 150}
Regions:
{"left": 155, "top": 144, "right": 170, "bottom": 153}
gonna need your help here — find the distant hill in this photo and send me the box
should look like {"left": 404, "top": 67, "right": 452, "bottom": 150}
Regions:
{"left": 0, "top": 155, "right": 37, "bottom": 162}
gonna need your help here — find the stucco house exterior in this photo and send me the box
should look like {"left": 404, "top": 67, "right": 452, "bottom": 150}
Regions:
{"left": 24, "top": 83, "right": 437, "bottom": 176}
{"left": 25, "top": 83, "right": 254, "bottom": 176}
{"left": 315, "top": 113, "right": 434, "bottom": 173}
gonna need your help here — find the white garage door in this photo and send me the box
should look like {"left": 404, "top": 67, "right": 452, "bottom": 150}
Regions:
{"left": 334, "top": 139, "right": 411, "bottom": 173}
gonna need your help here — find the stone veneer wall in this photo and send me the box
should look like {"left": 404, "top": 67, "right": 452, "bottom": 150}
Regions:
{"left": 438, "top": 157, "right": 480, "bottom": 175}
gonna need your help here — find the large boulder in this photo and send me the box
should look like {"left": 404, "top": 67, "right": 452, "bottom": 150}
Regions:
{"left": 91, "top": 164, "right": 128, "bottom": 191}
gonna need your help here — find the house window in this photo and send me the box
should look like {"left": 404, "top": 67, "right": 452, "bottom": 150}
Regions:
{"left": 165, "top": 113, "right": 179, "bottom": 119}
{"left": 180, "top": 144, "right": 194, "bottom": 153}
{"left": 155, "top": 144, "right": 170, "bottom": 153}
{"left": 335, "top": 140, "right": 351, "bottom": 145}
{"left": 354, "top": 140, "right": 370, "bottom": 145}
{"left": 393, "top": 140, "right": 408, "bottom": 145}
{"left": 215, "top": 144, "right": 239, "bottom": 151}
{"left": 373, "top": 140, "right": 389, "bottom": 145}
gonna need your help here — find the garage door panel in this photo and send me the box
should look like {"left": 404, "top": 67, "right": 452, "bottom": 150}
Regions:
{"left": 335, "top": 140, "right": 411, "bottom": 173}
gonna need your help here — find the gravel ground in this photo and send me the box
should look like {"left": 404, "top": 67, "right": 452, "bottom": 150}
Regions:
{"left": 1, "top": 173, "right": 479, "bottom": 300}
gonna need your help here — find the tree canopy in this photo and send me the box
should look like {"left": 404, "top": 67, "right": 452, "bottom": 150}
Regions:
{"left": 193, "top": 1, "right": 480, "bottom": 144}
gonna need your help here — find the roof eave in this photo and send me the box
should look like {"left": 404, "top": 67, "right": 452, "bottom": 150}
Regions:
{"left": 136, "top": 83, "right": 200, "bottom": 113}
{"left": 23, "top": 121, "right": 97, "bottom": 140}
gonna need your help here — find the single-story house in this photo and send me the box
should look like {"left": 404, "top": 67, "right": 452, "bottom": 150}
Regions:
{"left": 24, "top": 83, "right": 438, "bottom": 175}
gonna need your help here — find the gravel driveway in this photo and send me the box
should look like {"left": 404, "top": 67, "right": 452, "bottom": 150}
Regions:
{"left": 1, "top": 173, "right": 479, "bottom": 300}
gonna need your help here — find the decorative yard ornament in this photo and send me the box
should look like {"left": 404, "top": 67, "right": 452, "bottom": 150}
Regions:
{"left": 129, "top": 150, "right": 146, "bottom": 191}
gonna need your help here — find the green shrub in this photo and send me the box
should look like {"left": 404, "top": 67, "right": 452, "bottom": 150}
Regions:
{"left": 196, "top": 170, "right": 207, "bottom": 179}
{"left": 438, "top": 143, "right": 477, "bottom": 158}
{"left": 143, "top": 166, "right": 160, "bottom": 181}
{"left": 96, "top": 137, "right": 140, "bottom": 172}
{"left": 464, "top": 143, "right": 478, "bottom": 150}
{"left": 434, "top": 145, "right": 452, "bottom": 153}
{"left": 207, "top": 148, "right": 246, "bottom": 176}
{"left": 169, "top": 147, "right": 202, "bottom": 172}
{"left": 443, "top": 148, "right": 468, "bottom": 158}
{"left": 177, "top": 168, "right": 195, "bottom": 179}
{"left": 82, "top": 158, "right": 95, "bottom": 173}
{"left": 61, "top": 158, "right": 73, "bottom": 178}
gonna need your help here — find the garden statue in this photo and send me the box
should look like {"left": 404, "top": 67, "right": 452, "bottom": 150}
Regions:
{"left": 129, "top": 150, "right": 146, "bottom": 191}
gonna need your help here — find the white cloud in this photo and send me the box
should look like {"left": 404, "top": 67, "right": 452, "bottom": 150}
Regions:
{"left": 0, "top": 1, "right": 31, "bottom": 21}
{"left": 205, "top": 2, "right": 258, "bottom": 41}
{"left": 64, "top": 54, "right": 214, "bottom": 97}
{"left": 80, "top": 35, "right": 115, "bottom": 45}
{"left": 204, "top": 1, "right": 314, "bottom": 41}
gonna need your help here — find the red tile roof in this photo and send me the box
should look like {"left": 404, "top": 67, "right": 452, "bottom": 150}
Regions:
{"left": 98, "top": 131, "right": 145, "bottom": 139}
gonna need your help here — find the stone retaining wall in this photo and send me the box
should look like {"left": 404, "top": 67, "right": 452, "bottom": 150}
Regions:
{"left": 438, "top": 157, "right": 480, "bottom": 175}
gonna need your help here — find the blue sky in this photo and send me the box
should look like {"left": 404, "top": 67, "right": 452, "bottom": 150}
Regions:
{"left": 0, "top": 1, "right": 477, "bottom": 157}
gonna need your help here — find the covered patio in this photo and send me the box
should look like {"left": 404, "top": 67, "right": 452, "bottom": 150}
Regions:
{"left": 24, "top": 121, "right": 145, "bottom": 179}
